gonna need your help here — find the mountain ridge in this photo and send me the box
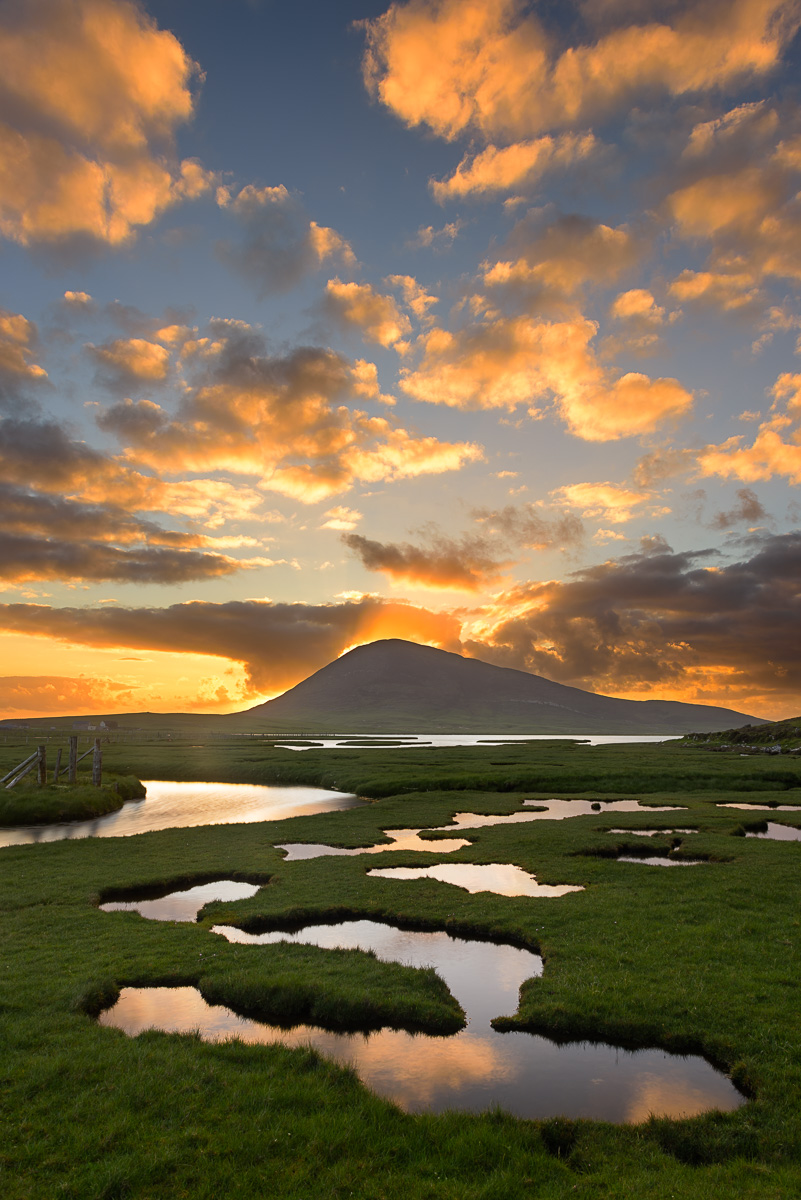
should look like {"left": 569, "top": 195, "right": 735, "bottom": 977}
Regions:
{"left": 241, "top": 638, "right": 764, "bottom": 734}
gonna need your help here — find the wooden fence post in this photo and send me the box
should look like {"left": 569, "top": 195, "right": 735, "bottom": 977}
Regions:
{"left": 92, "top": 738, "right": 102, "bottom": 787}
{"left": 37, "top": 744, "right": 47, "bottom": 786}
{"left": 52, "top": 748, "right": 62, "bottom": 783}
{"left": 68, "top": 735, "right": 78, "bottom": 784}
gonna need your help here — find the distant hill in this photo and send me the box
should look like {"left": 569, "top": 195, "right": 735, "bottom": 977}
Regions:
{"left": 239, "top": 639, "right": 765, "bottom": 735}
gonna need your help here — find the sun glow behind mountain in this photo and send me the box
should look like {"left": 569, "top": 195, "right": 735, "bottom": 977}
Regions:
{"left": 1, "top": 0, "right": 800, "bottom": 720}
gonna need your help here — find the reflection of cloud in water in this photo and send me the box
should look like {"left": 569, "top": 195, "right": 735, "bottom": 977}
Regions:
{"left": 279, "top": 799, "right": 686, "bottom": 862}
{"left": 624, "top": 1069, "right": 725, "bottom": 1123}
{"left": 367, "top": 862, "right": 583, "bottom": 896}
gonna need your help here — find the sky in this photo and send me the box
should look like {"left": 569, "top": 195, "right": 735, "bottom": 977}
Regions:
{"left": 1, "top": 0, "right": 800, "bottom": 722}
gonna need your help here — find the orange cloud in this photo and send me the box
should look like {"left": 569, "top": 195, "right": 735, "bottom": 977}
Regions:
{"left": 0, "top": 309, "right": 48, "bottom": 406}
{"left": 324, "top": 279, "right": 411, "bottom": 347}
{"left": 668, "top": 268, "right": 761, "bottom": 311}
{"left": 549, "top": 482, "right": 663, "bottom": 524}
{"left": 0, "top": 674, "right": 137, "bottom": 717}
{"left": 94, "top": 324, "right": 482, "bottom": 501}
{"left": 0, "top": 0, "right": 213, "bottom": 247}
{"left": 86, "top": 337, "right": 170, "bottom": 384}
{"left": 0, "top": 597, "right": 463, "bottom": 698}
{"left": 431, "top": 132, "right": 597, "bottom": 201}
{"left": 483, "top": 213, "right": 641, "bottom": 306}
{"left": 361, "top": 0, "right": 798, "bottom": 143}
{"left": 400, "top": 313, "right": 693, "bottom": 440}
{"left": 697, "top": 372, "right": 801, "bottom": 484}
{"left": 320, "top": 506, "right": 362, "bottom": 531}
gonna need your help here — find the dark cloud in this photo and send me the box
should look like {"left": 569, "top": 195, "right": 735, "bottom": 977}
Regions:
{"left": 0, "top": 598, "right": 462, "bottom": 695}
{"left": 466, "top": 532, "right": 801, "bottom": 705}
{"left": 0, "top": 532, "right": 250, "bottom": 584}
{"left": 343, "top": 506, "right": 583, "bottom": 591}
{"left": 472, "top": 503, "right": 584, "bottom": 549}
{"left": 710, "top": 487, "right": 769, "bottom": 530}
{"left": 343, "top": 531, "right": 511, "bottom": 591}
{"left": 0, "top": 482, "right": 204, "bottom": 547}
{"left": 217, "top": 185, "right": 354, "bottom": 295}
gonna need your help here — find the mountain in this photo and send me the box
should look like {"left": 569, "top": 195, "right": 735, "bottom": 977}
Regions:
{"left": 239, "top": 639, "right": 765, "bottom": 735}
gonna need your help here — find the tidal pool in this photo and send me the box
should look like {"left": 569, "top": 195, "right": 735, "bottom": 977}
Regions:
{"left": 101, "top": 879, "right": 262, "bottom": 922}
{"left": 0, "top": 780, "right": 363, "bottom": 849}
{"left": 615, "top": 856, "right": 708, "bottom": 867}
{"left": 605, "top": 828, "right": 697, "bottom": 837}
{"left": 718, "top": 803, "right": 801, "bottom": 811}
{"left": 98, "top": 911, "right": 744, "bottom": 1122}
{"left": 367, "top": 862, "right": 583, "bottom": 897}
{"left": 745, "top": 822, "right": 801, "bottom": 841}
{"left": 278, "top": 798, "right": 687, "bottom": 862}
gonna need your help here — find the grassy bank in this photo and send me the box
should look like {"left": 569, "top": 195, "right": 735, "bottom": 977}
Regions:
{"left": 0, "top": 738, "right": 799, "bottom": 1197}
{"left": 0, "top": 774, "right": 145, "bottom": 826}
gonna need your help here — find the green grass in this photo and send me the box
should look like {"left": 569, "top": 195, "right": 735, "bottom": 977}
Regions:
{"left": 0, "top": 737, "right": 799, "bottom": 1197}
{"left": 0, "top": 773, "right": 144, "bottom": 826}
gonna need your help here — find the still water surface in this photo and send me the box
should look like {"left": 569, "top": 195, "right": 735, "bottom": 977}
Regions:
{"left": 277, "top": 798, "right": 687, "bottom": 861}
{"left": 98, "top": 901, "right": 743, "bottom": 1122}
{"left": 278, "top": 734, "right": 679, "bottom": 751}
{"left": 0, "top": 780, "right": 362, "bottom": 849}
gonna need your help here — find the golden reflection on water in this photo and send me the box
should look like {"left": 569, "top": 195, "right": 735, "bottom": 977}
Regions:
{"left": 367, "top": 862, "right": 584, "bottom": 896}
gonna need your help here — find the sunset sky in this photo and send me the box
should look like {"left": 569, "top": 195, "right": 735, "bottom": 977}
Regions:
{"left": 1, "top": 0, "right": 800, "bottom": 721}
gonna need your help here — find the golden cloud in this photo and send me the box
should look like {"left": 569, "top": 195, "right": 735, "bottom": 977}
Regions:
{"left": 400, "top": 312, "right": 693, "bottom": 439}
{"left": 324, "top": 279, "right": 411, "bottom": 347}
{"left": 668, "top": 268, "right": 761, "bottom": 311}
{"left": 0, "top": 310, "right": 47, "bottom": 387}
{"left": 94, "top": 325, "right": 482, "bottom": 501}
{"left": 430, "top": 132, "right": 597, "bottom": 201}
{"left": 361, "top": 0, "right": 798, "bottom": 143}
{"left": 0, "top": 0, "right": 213, "bottom": 247}
{"left": 320, "top": 506, "right": 362, "bottom": 531}
{"left": 86, "top": 337, "right": 170, "bottom": 384}
{"left": 549, "top": 481, "right": 660, "bottom": 523}
{"left": 483, "top": 214, "right": 640, "bottom": 305}
{"left": 698, "top": 372, "right": 801, "bottom": 483}
{"left": 463, "top": 532, "right": 801, "bottom": 715}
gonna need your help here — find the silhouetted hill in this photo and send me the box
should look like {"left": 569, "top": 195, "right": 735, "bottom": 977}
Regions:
{"left": 240, "top": 639, "right": 764, "bottom": 734}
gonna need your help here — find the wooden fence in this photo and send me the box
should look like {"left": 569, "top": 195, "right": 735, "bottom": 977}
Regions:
{"left": 2, "top": 736, "right": 101, "bottom": 790}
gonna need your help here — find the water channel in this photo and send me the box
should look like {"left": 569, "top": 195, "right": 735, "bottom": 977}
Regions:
{"left": 97, "top": 888, "right": 745, "bottom": 1123}
{"left": 0, "top": 780, "right": 363, "bottom": 849}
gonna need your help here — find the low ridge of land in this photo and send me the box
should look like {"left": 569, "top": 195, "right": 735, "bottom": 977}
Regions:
{"left": 680, "top": 715, "right": 801, "bottom": 753}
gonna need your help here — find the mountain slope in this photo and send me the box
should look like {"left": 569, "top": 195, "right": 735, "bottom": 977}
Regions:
{"left": 240, "top": 639, "right": 764, "bottom": 734}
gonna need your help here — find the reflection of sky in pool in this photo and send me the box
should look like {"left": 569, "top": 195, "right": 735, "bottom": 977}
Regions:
{"left": 278, "top": 798, "right": 687, "bottom": 861}
{"left": 98, "top": 912, "right": 744, "bottom": 1123}
{"left": 744, "top": 822, "right": 801, "bottom": 841}
{"left": 0, "top": 781, "right": 362, "bottom": 848}
{"left": 366, "top": 862, "right": 583, "bottom": 896}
